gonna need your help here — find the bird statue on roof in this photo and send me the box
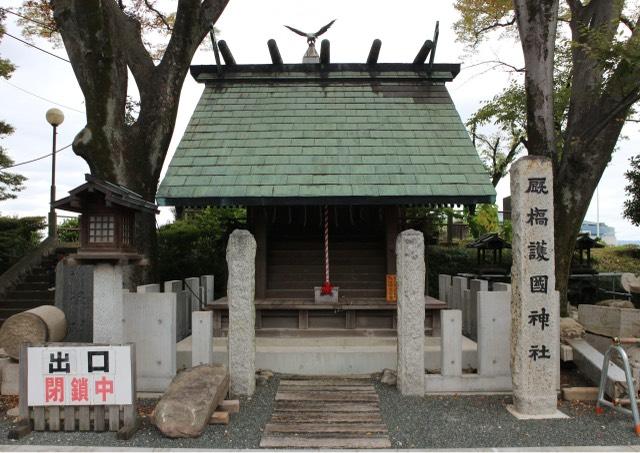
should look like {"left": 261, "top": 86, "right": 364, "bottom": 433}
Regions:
{"left": 284, "top": 19, "right": 336, "bottom": 46}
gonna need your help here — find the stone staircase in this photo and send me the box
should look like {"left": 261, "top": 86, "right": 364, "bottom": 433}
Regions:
{"left": 0, "top": 244, "right": 76, "bottom": 325}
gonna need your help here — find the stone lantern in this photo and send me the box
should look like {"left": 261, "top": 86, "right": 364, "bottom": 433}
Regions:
{"left": 53, "top": 174, "right": 158, "bottom": 343}
{"left": 53, "top": 174, "right": 158, "bottom": 263}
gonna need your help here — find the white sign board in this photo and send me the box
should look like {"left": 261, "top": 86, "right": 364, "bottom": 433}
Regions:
{"left": 27, "top": 345, "right": 133, "bottom": 406}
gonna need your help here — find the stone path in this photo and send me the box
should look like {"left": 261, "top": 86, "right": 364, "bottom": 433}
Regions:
{"left": 259, "top": 375, "right": 391, "bottom": 449}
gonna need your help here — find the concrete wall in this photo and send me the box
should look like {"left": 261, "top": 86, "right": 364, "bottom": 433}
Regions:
{"left": 124, "top": 292, "right": 177, "bottom": 392}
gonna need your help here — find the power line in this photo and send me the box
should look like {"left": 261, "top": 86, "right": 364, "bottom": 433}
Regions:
{"left": 1, "top": 143, "right": 72, "bottom": 170}
{"left": 1, "top": 79, "right": 84, "bottom": 113}
{"left": 0, "top": 7, "right": 56, "bottom": 32}
{"left": 3, "top": 31, "right": 70, "bottom": 63}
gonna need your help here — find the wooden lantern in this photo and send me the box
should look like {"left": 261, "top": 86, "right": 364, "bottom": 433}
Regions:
{"left": 53, "top": 174, "right": 158, "bottom": 263}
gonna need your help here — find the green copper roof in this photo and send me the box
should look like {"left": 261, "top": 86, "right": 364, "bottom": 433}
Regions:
{"left": 157, "top": 64, "right": 495, "bottom": 206}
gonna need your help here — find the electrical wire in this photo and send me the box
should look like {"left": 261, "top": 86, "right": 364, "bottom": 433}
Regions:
{"left": 3, "top": 31, "right": 69, "bottom": 63}
{"left": 1, "top": 79, "right": 84, "bottom": 113}
{"left": 1, "top": 143, "right": 72, "bottom": 170}
{"left": 0, "top": 7, "right": 56, "bottom": 32}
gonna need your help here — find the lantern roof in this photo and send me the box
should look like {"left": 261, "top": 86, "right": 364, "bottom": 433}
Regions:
{"left": 53, "top": 174, "right": 158, "bottom": 214}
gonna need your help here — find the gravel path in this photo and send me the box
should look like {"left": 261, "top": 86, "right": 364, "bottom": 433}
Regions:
{"left": 1, "top": 375, "right": 640, "bottom": 450}
{"left": 375, "top": 380, "right": 640, "bottom": 449}
{"left": 0, "top": 376, "right": 279, "bottom": 449}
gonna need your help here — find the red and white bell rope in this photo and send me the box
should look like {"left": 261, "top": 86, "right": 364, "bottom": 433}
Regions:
{"left": 321, "top": 204, "right": 333, "bottom": 295}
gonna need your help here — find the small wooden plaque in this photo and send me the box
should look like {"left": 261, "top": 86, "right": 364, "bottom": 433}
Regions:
{"left": 386, "top": 275, "right": 397, "bottom": 303}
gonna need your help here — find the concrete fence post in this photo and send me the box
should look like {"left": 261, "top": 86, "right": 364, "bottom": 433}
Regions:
{"left": 462, "top": 289, "right": 471, "bottom": 336}
{"left": 477, "top": 290, "right": 511, "bottom": 376}
{"left": 438, "top": 274, "right": 451, "bottom": 303}
{"left": 184, "top": 277, "right": 201, "bottom": 332}
{"left": 451, "top": 276, "right": 467, "bottom": 311}
{"left": 136, "top": 283, "right": 160, "bottom": 293}
{"left": 227, "top": 229, "right": 257, "bottom": 396}
{"left": 201, "top": 275, "right": 215, "bottom": 305}
{"left": 396, "top": 229, "right": 425, "bottom": 396}
{"left": 164, "top": 280, "right": 187, "bottom": 342}
{"left": 192, "top": 311, "right": 214, "bottom": 366}
{"left": 440, "top": 310, "right": 462, "bottom": 376}
{"left": 469, "top": 279, "right": 489, "bottom": 341}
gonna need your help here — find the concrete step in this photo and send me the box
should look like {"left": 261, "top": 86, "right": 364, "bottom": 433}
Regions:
{"left": 13, "top": 282, "right": 49, "bottom": 291}
{"left": 567, "top": 338, "right": 627, "bottom": 399}
{"left": 0, "top": 299, "right": 54, "bottom": 309}
{"left": 177, "top": 335, "right": 479, "bottom": 375}
{"left": 5, "top": 290, "right": 54, "bottom": 300}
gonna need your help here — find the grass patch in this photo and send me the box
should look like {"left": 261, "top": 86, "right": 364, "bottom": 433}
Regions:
{"left": 592, "top": 245, "right": 640, "bottom": 274}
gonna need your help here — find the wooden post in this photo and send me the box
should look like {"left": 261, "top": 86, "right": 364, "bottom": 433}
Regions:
{"left": 384, "top": 207, "right": 399, "bottom": 274}
{"left": 252, "top": 207, "right": 268, "bottom": 300}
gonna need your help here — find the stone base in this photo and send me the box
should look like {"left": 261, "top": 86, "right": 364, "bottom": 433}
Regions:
{"left": 506, "top": 404, "right": 569, "bottom": 420}
{"left": 314, "top": 287, "right": 339, "bottom": 303}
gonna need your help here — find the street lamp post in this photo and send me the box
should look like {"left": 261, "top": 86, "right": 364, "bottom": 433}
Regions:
{"left": 46, "top": 108, "right": 64, "bottom": 238}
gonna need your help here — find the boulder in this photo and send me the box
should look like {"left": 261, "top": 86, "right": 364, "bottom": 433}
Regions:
{"left": 380, "top": 368, "right": 397, "bottom": 386}
{"left": 596, "top": 299, "right": 635, "bottom": 309}
{"left": 256, "top": 369, "right": 273, "bottom": 385}
{"left": 0, "top": 306, "right": 67, "bottom": 359}
{"left": 152, "top": 364, "right": 229, "bottom": 438}
{"left": 560, "top": 318, "right": 585, "bottom": 344}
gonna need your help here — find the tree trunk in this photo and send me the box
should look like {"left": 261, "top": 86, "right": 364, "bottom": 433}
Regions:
{"left": 513, "top": 0, "right": 559, "bottom": 158}
{"left": 52, "top": 0, "right": 229, "bottom": 282}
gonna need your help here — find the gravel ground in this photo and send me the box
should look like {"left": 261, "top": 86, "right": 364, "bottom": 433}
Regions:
{"left": 1, "top": 373, "right": 640, "bottom": 450}
{"left": 0, "top": 376, "right": 279, "bottom": 449}
{"left": 375, "top": 380, "right": 640, "bottom": 449}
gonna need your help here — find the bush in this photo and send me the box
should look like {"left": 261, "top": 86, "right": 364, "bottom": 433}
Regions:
{"left": 157, "top": 207, "right": 246, "bottom": 298}
{"left": 57, "top": 217, "right": 80, "bottom": 243}
{"left": 0, "top": 216, "right": 45, "bottom": 273}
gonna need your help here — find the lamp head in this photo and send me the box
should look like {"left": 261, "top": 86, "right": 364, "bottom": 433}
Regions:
{"left": 46, "top": 108, "right": 64, "bottom": 127}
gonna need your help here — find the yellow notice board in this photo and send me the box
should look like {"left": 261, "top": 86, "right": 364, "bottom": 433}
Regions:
{"left": 386, "top": 274, "right": 397, "bottom": 303}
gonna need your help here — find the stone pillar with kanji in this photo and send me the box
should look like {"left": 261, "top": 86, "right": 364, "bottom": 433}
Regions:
{"left": 509, "top": 156, "right": 562, "bottom": 418}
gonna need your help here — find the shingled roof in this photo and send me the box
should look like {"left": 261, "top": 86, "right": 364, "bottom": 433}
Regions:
{"left": 156, "top": 63, "right": 495, "bottom": 206}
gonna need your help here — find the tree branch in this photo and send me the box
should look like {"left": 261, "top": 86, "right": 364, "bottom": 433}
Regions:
{"left": 143, "top": 0, "right": 172, "bottom": 32}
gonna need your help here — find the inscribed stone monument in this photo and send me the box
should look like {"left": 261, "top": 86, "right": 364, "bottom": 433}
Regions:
{"left": 509, "top": 156, "right": 562, "bottom": 418}
{"left": 396, "top": 229, "right": 425, "bottom": 396}
{"left": 226, "top": 229, "right": 256, "bottom": 396}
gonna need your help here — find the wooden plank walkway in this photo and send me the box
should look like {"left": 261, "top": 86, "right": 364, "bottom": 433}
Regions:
{"left": 260, "top": 376, "right": 391, "bottom": 449}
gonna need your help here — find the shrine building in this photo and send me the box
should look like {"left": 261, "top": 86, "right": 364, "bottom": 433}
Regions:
{"left": 156, "top": 38, "right": 496, "bottom": 337}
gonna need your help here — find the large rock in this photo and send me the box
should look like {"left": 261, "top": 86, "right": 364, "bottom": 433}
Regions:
{"left": 579, "top": 303, "right": 640, "bottom": 337}
{"left": 596, "top": 299, "right": 635, "bottom": 309}
{"left": 152, "top": 364, "right": 229, "bottom": 438}
{"left": 560, "top": 318, "right": 585, "bottom": 344}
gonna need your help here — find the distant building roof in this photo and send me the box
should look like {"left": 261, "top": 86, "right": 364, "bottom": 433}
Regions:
{"left": 157, "top": 63, "right": 496, "bottom": 206}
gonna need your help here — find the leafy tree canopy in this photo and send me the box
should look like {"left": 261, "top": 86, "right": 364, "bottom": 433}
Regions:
{"left": 0, "top": 9, "right": 26, "bottom": 201}
{"left": 624, "top": 154, "right": 640, "bottom": 225}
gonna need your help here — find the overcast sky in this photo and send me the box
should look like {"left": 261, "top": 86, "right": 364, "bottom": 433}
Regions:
{"left": 0, "top": 0, "right": 638, "bottom": 241}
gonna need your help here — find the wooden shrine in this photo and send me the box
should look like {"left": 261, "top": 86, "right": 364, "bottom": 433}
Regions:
{"left": 157, "top": 37, "right": 496, "bottom": 337}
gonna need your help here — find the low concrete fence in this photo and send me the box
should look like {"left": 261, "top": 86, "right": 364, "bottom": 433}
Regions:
{"left": 120, "top": 274, "right": 214, "bottom": 392}
{"left": 137, "top": 274, "right": 215, "bottom": 342}
{"left": 429, "top": 274, "right": 512, "bottom": 393}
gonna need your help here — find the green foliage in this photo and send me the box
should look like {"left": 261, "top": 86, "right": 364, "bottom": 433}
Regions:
{"left": 0, "top": 215, "right": 45, "bottom": 273}
{"left": 592, "top": 245, "right": 640, "bottom": 274}
{"left": 624, "top": 155, "right": 640, "bottom": 226}
{"left": 57, "top": 217, "right": 79, "bottom": 243}
{"left": 467, "top": 204, "right": 500, "bottom": 239}
{"left": 157, "top": 207, "right": 246, "bottom": 298}
{"left": 0, "top": 11, "right": 26, "bottom": 201}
